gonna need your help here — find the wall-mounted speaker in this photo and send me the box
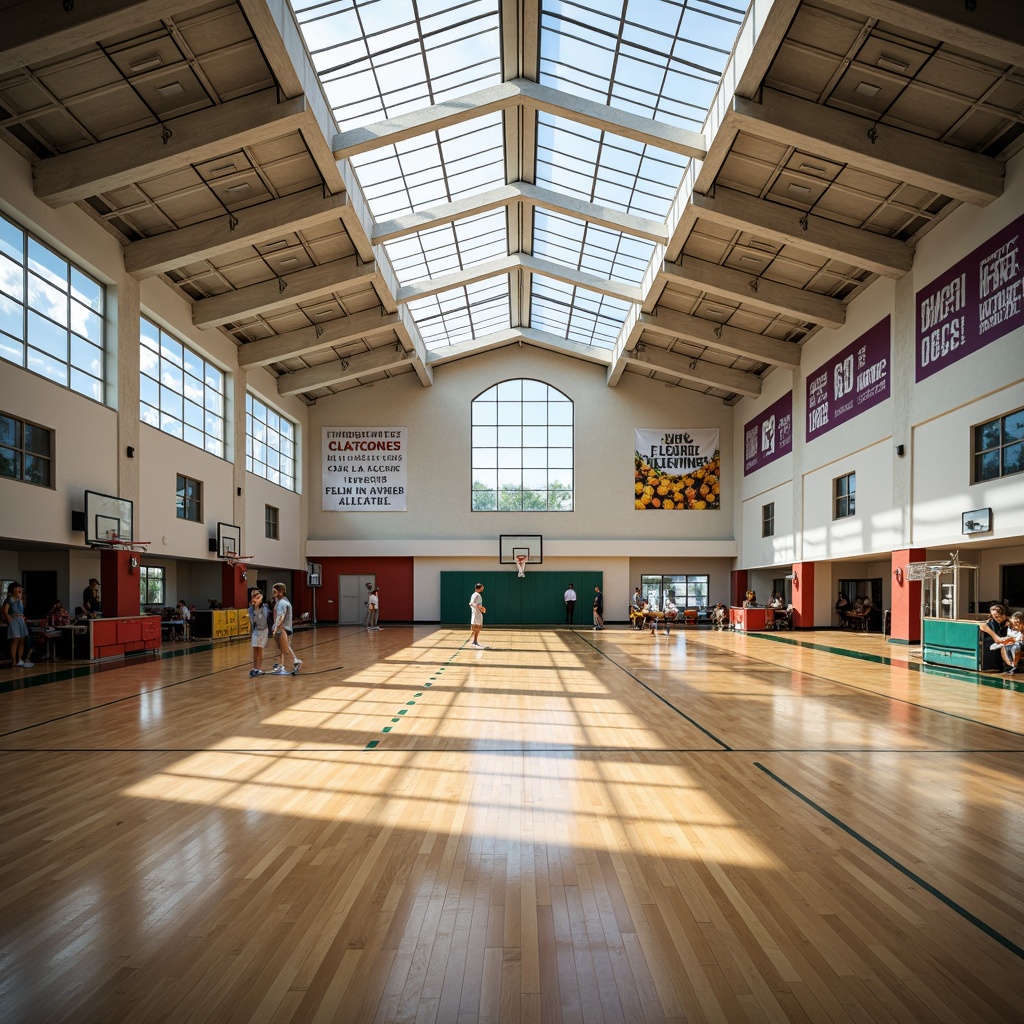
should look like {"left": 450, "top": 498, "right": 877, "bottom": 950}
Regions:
{"left": 209, "top": 538, "right": 218, "bottom": 552}
{"left": 72, "top": 511, "right": 85, "bottom": 532}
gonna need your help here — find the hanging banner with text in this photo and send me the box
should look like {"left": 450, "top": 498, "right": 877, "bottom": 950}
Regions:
{"left": 806, "top": 317, "right": 891, "bottom": 442}
{"left": 743, "top": 392, "right": 793, "bottom": 476}
{"left": 634, "top": 429, "right": 720, "bottom": 510}
{"left": 322, "top": 427, "right": 407, "bottom": 511}
{"left": 916, "top": 210, "right": 1023, "bottom": 381}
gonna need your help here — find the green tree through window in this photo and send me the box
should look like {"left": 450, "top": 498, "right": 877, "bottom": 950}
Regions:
{"left": 471, "top": 379, "right": 573, "bottom": 512}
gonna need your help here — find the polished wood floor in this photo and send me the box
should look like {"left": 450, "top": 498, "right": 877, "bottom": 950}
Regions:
{"left": 1, "top": 624, "right": 1022, "bottom": 1023}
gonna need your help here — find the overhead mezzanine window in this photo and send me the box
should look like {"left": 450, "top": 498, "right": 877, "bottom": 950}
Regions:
{"left": 472, "top": 379, "right": 573, "bottom": 511}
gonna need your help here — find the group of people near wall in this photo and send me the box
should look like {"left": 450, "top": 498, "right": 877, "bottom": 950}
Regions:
{"left": 628, "top": 586, "right": 679, "bottom": 635}
{"left": 246, "top": 583, "right": 301, "bottom": 677}
{"left": 835, "top": 591, "right": 875, "bottom": 630}
{"left": 978, "top": 604, "right": 1023, "bottom": 674}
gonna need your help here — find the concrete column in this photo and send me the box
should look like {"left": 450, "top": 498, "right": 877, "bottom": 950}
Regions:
{"left": 891, "top": 547, "right": 927, "bottom": 643}
{"left": 100, "top": 548, "right": 141, "bottom": 617}
{"left": 791, "top": 560, "right": 815, "bottom": 628}
{"left": 115, "top": 274, "right": 141, "bottom": 516}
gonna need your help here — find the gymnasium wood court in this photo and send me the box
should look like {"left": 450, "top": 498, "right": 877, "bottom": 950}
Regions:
{"left": 1, "top": 0, "right": 1023, "bottom": 1021}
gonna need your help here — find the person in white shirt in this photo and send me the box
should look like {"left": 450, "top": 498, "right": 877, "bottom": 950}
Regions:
{"left": 564, "top": 583, "right": 577, "bottom": 626}
{"left": 367, "top": 588, "right": 380, "bottom": 630}
{"left": 270, "top": 582, "right": 302, "bottom": 675}
{"left": 468, "top": 583, "right": 486, "bottom": 648}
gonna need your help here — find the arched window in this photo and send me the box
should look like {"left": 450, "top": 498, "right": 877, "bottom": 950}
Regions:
{"left": 471, "top": 379, "right": 573, "bottom": 511}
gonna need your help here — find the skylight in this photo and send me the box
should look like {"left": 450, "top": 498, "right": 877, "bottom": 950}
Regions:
{"left": 291, "top": 0, "right": 752, "bottom": 354}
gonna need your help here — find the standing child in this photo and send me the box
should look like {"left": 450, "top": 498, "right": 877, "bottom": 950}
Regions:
{"left": 247, "top": 589, "right": 270, "bottom": 677}
{"left": 270, "top": 583, "right": 302, "bottom": 675}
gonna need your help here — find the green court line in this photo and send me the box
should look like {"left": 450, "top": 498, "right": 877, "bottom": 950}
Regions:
{"left": 754, "top": 632, "right": 1024, "bottom": 693}
{"left": 755, "top": 761, "right": 1024, "bottom": 961}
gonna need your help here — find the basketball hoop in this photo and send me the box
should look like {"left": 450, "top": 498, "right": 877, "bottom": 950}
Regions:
{"left": 219, "top": 553, "right": 254, "bottom": 581}
{"left": 514, "top": 554, "right": 527, "bottom": 578}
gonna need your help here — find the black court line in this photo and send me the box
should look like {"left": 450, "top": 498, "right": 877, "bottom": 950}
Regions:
{"left": 755, "top": 761, "right": 1024, "bottom": 962}
{"left": 572, "top": 632, "right": 732, "bottom": 750}
{"left": 684, "top": 633, "right": 1024, "bottom": 741}
{"left": 0, "top": 632, "right": 357, "bottom": 738}
{"left": 3, "top": 746, "right": 1024, "bottom": 756}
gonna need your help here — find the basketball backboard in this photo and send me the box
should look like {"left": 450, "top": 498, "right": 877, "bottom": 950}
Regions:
{"left": 216, "top": 522, "right": 241, "bottom": 558}
{"left": 499, "top": 534, "right": 543, "bottom": 564}
{"left": 85, "top": 490, "right": 134, "bottom": 546}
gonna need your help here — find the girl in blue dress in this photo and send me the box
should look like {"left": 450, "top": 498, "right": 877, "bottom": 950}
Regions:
{"left": 3, "top": 583, "right": 32, "bottom": 668}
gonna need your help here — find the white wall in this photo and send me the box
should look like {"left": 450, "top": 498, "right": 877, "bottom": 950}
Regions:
{"left": 306, "top": 344, "right": 737, "bottom": 556}
{"left": 733, "top": 148, "right": 1024, "bottom": 574}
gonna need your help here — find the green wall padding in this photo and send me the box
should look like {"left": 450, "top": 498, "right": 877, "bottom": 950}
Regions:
{"left": 440, "top": 571, "right": 604, "bottom": 625}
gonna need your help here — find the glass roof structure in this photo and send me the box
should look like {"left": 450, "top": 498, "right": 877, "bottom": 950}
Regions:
{"left": 292, "top": 0, "right": 752, "bottom": 353}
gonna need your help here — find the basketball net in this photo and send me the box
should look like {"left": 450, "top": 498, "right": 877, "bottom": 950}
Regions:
{"left": 514, "top": 554, "right": 527, "bottom": 578}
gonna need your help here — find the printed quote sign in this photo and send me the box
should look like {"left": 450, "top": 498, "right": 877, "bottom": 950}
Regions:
{"left": 322, "top": 427, "right": 407, "bottom": 511}
{"left": 743, "top": 392, "right": 793, "bottom": 476}
{"left": 634, "top": 429, "right": 720, "bottom": 510}
{"left": 916, "top": 210, "right": 1023, "bottom": 381}
{"left": 806, "top": 317, "right": 891, "bottom": 442}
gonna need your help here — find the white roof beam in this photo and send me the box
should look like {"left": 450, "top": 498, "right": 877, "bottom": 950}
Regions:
{"left": 332, "top": 79, "right": 704, "bottom": 161}
{"left": 123, "top": 187, "right": 351, "bottom": 279}
{"left": 657, "top": 256, "right": 846, "bottom": 328}
{"left": 731, "top": 89, "right": 1004, "bottom": 207}
{"left": 277, "top": 345, "right": 417, "bottom": 396}
{"left": 192, "top": 258, "right": 377, "bottom": 329}
{"left": 517, "top": 182, "right": 668, "bottom": 242}
{"left": 372, "top": 186, "right": 520, "bottom": 244}
{"left": 827, "top": 0, "right": 1024, "bottom": 68}
{"left": 0, "top": 0, "right": 201, "bottom": 73}
{"left": 623, "top": 348, "right": 762, "bottom": 398}
{"left": 426, "top": 329, "right": 612, "bottom": 367}
{"left": 395, "top": 254, "right": 641, "bottom": 304}
{"left": 237, "top": 309, "right": 400, "bottom": 368}
{"left": 394, "top": 305, "right": 433, "bottom": 387}
{"left": 238, "top": 0, "right": 347, "bottom": 193}
{"left": 637, "top": 310, "right": 801, "bottom": 369}
{"left": 691, "top": 186, "right": 914, "bottom": 279}
{"left": 34, "top": 89, "right": 307, "bottom": 207}
{"left": 373, "top": 183, "right": 665, "bottom": 245}
{"left": 334, "top": 82, "right": 520, "bottom": 159}
{"left": 514, "top": 80, "right": 705, "bottom": 158}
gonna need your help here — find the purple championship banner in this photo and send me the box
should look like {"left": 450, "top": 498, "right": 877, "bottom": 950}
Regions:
{"left": 916, "top": 210, "right": 1023, "bottom": 382}
{"left": 806, "top": 317, "right": 891, "bottom": 442}
{"left": 743, "top": 392, "right": 793, "bottom": 475}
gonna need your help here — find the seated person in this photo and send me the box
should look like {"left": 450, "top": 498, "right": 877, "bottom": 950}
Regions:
{"left": 742, "top": 590, "right": 757, "bottom": 608}
{"left": 988, "top": 609, "right": 1023, "bottom": 673}
{"left": 711, "top": 603, "right": 727, "bottom": 629}
{"left": 844, "top": 598, "right": 869, "bottom": 630}
{"left": 769, "top": 592, "right": 784, "bottom": 609}
{"left": 835, "top": 591, "right": 850, "bottom": 626}
{"left": 661, "top": 597, "right": 677, "bottom": 635}
{"left": 629, "top": 588, "right": 645, "bottom": 630}
{"left": 47, "top": 601, "right": 71, "bottom": 628}
{"left": 776, "top": 601, "right": 795, "bottom": 629}
{"left": 979, "top": 604, "right": 1010, "bottom": 670}
{"left": 860, "top": 596, "right": 874, "bottom": 630}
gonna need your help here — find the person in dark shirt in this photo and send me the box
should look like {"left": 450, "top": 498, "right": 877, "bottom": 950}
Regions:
{"left": 592, "top": 587, "right": 604, "bottom": 630}
{"left": 979, "top": 604, "right": 1010, "bottom": 670}
{"left": 82, "top": 579, "right": 101, "bottom": 617}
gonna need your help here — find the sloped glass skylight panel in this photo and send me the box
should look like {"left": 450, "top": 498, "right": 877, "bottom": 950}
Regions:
{"left": 533, "top": 210, "right": 653, "bottom": 284}
{"left": 536, "top": 113, "right": 685, "bottom": 220}
{"left": 407, "top": 277, "right": 511, "bottom": 349}
{"left": 386, "top": 210, "right": 508, "bottom": 286}
{"left": 294, "top": 0, "right": 501, "bottom": 131}
{"left": 352, "top": 114, "right": 505, "bottom": 219}
{"left": 531, "top": 279, "right": 630, "bottom": 349}
{"left": 539, "top": 0, "right": 749, "bottom": 131}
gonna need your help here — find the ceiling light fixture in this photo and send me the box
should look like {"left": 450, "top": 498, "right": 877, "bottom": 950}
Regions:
{"left": 740, "top": 255, "right": 761, "bottom": 264}
{"left": 128, "top": 55, "right": 163, "bottom": 73}
{"left": 225, "top": 183, "right": 250, "bottom": 194}
{"left": 157, "top": 81, "right": 185, "bottom": 97}
{"left": 854, "top": 81, "right": 881, "bottom": 98}
{"left": 209, "top": 162, "right": 237, "bottom": 176}
{"left": 875, "top": 54, "right": 909, "bottom": 72}
{"left": 278, "top": 257, "right": 299, "bottom": 266}
{"left": 788, "top": 183, "right": 812, "bottom": 196}
{"left": 798, "top": 162, "right": 826, "bottom": 176}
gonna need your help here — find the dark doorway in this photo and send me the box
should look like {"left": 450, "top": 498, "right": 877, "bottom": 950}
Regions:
{"left": 838, "top": 577, "right": 883, "bottom": 631}
{"left": 22, "top": 570, "right": 58, "bottom": 619}
{"left": 1001, "top": 564, "right": 1024, "bottom": 610}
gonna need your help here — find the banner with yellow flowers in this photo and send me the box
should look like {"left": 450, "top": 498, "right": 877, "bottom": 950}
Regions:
{"left": 634, "top": 429, "right": 720, "bottom": 510}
